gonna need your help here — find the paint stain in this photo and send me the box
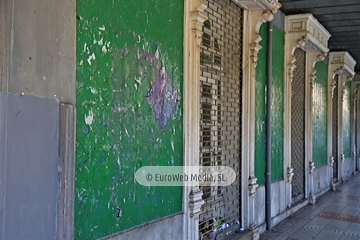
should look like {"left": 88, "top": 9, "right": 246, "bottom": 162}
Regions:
{"left": 111, "top": 45, "right": 179, "bottom": 131}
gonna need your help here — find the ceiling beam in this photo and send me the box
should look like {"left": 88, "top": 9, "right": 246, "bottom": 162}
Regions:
{"left": 299, "top": 5, "right": 360, "bottom": 16}
{"left": 330, "top": 43, "right": 360, "bottom": 48}
{"left": 322, "top": 20, "right": 360, "bottom": 27}
{"left": 330, "top": 36, "right": 360, "bottom": 41}
{"left": 330, "top": 41, "right": 360, "bottom": 46}
{"left": 326, "top": 25, "right": 360, "bottom": 32}
{"left": 326, "top": 31, "right": 360, "bottom": 37}
{"left": 316, "top": 13, "right": 360, "bottom": 22}
{"left": 281, "top": 0, "right": 360, "bottom": 9}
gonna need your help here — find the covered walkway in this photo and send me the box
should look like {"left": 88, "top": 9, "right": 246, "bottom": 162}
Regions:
{"left": 260, "top": 173, "right": 360, "bottom": 240}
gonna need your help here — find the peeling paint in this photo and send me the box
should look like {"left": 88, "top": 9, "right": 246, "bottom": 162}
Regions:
{"left": 75, "top": 0, "right": 184, "bottom": 238}
{"left": 87, "top": 53, "right": 95, "bottom": 65}
{"left": 85, "top": 110, "right": 94, "bottom": 125}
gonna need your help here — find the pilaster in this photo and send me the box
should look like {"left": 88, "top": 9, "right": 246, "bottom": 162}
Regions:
{"left": 183, "top": 0, "right": 207, "bottom": 239}
{"left": 284, "top": 13, "right": 330, "bottom": 206}
{"left": 327, "top": 52, "right": 356, "bottom": 184}
{"left": 235, "top": 0, "right": 280, "bottom": 233}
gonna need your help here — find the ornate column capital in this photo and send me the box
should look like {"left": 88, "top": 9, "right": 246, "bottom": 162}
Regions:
{"left": 190, "top": 0, "right": 208, "bottom": 48}
{"left": 330, "top": 156, "right": 334, "bottom": 168}
{"left": 183, "top": 0, "right": 207, "bottom": 223}
{"left": 328, "top": 51, "right": 356, "bottom": 98}
{"left": 285, "top": 14, "right": 330, "bottom": 85}
{"left": 247, "top": 10, "right": 274, "bottom": 74}
{"left": 309, "top": 161, "right": 315, "bottom": 175}
{"left": 287, "top": 166, "right": 294, "bottom": 184}
{"left": 189, "top": 189, "right": 205, "bottom": 219}
{"left": 232, "top": 0, "right": 281, "bottom": 13}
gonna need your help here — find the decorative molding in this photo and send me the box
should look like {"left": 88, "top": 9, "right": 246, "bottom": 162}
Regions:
{"left": 328, "top": 52, "right": 356, "bottom": 98}
{"left": 248, "top": 175, "right": 258, "bottom": 198}
{"left": 232, "top": 0, "right": 281, "bottom": 13}
{"left": 190, "top": 1, "right": 207, "bottom": 48}
{"left": 309, "top": 53, "right": 325, "bottom": 89}
{"left": 340, "top": 76, "right": 354, "bottom": 102}
{"left": 249, "top": 10, "right": 274, "bottom": 74}
{"left": 189, "top": 189, "right": 205, "bottom": 219}
{"left": 309, "top": 161, "right": 315, "bottom": 175}
{"left": 183, "top": 2, "right": 207, "bottom": 238}
{"left": 242, "top": 8, "right": 274, "bottom": 228}
{"left": 287, "top": 166, "right": 294, "bottom": 184}
{"left": 341, "top": 153, "right": 345, "bottom": 163}
{"left": 287, "top": 14, "right": 331, "bottom": 53}
{"left": 330, "top": 156, "right": 334, "bottom": 168}
{"left": 285, "top": 14, "right": 330, "bottom": 85}
{"left": 329, "top": 52, "right": 356, "bottom": 76}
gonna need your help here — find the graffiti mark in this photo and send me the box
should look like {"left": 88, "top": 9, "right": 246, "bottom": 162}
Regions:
{"left": 111, "top": 45, "right": 179, "bottom": 131}
{"left": 145, "top": 45, "right": 179, "bottom": 131}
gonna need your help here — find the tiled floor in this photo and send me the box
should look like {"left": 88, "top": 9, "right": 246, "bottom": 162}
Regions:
{"left": 260, "top": 173, "right": 360, "bottom": 240}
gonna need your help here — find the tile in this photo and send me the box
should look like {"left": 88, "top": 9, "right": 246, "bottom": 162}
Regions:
{"left": 340, "top": 207, "right": 360, "bottom": 216}
{"left": 340, "top": 195, "right": 360, "bottom": 201}
{"left": 339, "top": 236, "right": 358, "bottom": 240}
{"left": 343, "top": 230, "right": 360, "bottom": 239}
{"left": 325, "top": 219, "right": 352, "bottom": 231}
{"left": 353, "top": 216, "right": 360, "bottom": 223}
{"left": 345, "top": 222, "right": 360, "bottom": 232}
{"left": 313, "top": 230, "right": 341, "bottom": 240}
{"left": 289, "top": 228, "right": 320, "bottom": 240}
{"left": 324, "top": 206, "right": 345, "bottom": 214}
{"left": 308, "top": 217, "right": 332, "bottom": 227}
{"left": 334, "top": 214, "right": 356, "bottom": 223}
{"left": 260, "top": 175, "right": 360, "bottom": 240}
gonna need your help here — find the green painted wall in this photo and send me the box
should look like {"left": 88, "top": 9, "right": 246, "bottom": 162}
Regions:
{"left": 254, "top": 23, "right": 267, "bottom": 186}
{"left": 343, "top": 81, "right": 351, "bottom": 158}
{"left": 270, "top": 26, "right": 284, "bottom": 181}
{"left": 312, "top": 61, "right": 328, "bottom": 167}
{"left": 75, "top": 1, "right": 184, "bottom": 239}
{"left": 254, "top": 24, "right": 284, "bottom": 184}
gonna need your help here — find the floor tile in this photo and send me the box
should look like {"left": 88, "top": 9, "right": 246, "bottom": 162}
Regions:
{"left": 313, "top": 230, "right": 341, "bottom": 240}
{"left": 325, "top": 219, "right": 352, "bottom": 231}
{"left": 260, "top": 175, "right": 360, "bottom": 240}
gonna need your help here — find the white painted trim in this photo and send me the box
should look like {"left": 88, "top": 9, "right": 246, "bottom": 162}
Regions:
{"left": 327, "top": 52, "right": 356, "bottom": 183}
{"left": 0, "top": 0, "right": 8, "bottom": 92}
{"left": 283, "top": 17, "right": 293, "bottom": 210}
{"left": 338, "top": 75, "right": 354, "bottom": 181}
{"left": 286, "top": 14, "right": 330, "bottom": 55}
{"left": 242, "top": 8, "right": 273, "bottom": 230}
{"left": 307, "top": 52, "right": 326, "bottom": 203}
{"left": 285, "top": 13, "right": 330, "bottom": 205}
{"left": 232, "top": 0, "right": 281, "bottom": 13}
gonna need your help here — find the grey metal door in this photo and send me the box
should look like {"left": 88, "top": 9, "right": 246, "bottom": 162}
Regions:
{"left": 199, "top": 0, "right": 243, "bottom": 239}
{"left": 291, "top": 48, "right": 306, "bottom": 204}
{"left": 332, "top": 75, "right": 339, "bottom": 180}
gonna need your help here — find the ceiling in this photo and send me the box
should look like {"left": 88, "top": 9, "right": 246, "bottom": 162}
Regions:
{"left": 279, "top": 0, "right": 360, "bottom": 72}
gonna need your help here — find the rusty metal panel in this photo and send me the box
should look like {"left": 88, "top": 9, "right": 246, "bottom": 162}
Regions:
{"left": 291, "top": 48, "right": 306, "bottom": 203}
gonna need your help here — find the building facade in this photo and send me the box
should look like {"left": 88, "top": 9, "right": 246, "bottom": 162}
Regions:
{"left": 0, "top": 0, "right": 359, "bottom": 239}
